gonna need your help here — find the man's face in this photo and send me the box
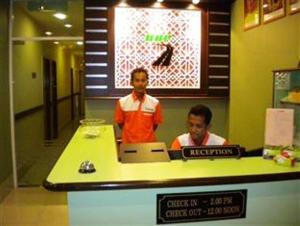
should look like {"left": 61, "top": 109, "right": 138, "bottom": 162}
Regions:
{"left": 187, "top": 114, "right": 209, "bottom": 141}
{"left": 131, "top": 72, "right": 148, "bottom": 94}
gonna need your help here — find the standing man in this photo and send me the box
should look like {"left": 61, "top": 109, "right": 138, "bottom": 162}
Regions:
{"left": 115, "top": 68, "right": 163, "bottom": 144}
{"left": 171, "top": 104, "right": 227, "bottom": 150}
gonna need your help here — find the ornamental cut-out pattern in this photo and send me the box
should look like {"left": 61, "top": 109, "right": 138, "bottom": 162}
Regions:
{"left": 115, "top": 7, "right": 201, "bottom": 89}
{"left": 274, "top": 72, "right": 290, "bottom": 90}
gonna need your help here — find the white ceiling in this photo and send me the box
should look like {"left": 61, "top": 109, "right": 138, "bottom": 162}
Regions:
{"left": 13, "top": 0, "right": 232, "bottom": 38}
{"left": 12, "top": 0, "right": 231, "bottom": 53}
{"left": 14, "top": 0, "right": 83, "bottom": 37}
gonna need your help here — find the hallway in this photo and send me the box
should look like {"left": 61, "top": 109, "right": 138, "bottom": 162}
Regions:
{"left": 17, "top": 119, "right": 79, "bottom": 186}
{"left": 12, "top": 0, "right": 84, "bottom": 187}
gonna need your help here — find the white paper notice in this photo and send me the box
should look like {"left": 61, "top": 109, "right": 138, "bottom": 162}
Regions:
{"left": 264, "top": 108, "right": 294, "bottom": 146}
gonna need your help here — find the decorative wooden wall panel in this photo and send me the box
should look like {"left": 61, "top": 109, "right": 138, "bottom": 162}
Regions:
{"left": 207, "top": 7, "right": 230, "bottom": 97}
{"left": 84, "top": 4, "right": 109, "bottom": 97}
{"left": 84, "top": 1, "right": 231, "bottom": 98}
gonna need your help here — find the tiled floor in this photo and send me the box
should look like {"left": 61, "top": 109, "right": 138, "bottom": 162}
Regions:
{"left": 0, "top": 187, "right": 69, "bottom": 226}
{"left": 17, "top": 119, "right": 79, "bottom": 186}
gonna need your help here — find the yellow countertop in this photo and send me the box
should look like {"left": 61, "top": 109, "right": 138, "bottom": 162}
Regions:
{"left": 44, "top": 125, "right": 300, "bottom": 191}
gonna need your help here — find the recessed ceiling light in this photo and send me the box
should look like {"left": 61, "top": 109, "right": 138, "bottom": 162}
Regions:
{"left": 64, "top": 24, "right": 72, "bottom": 28}
{"left": 192, "top": 0, "right": 200, "bottom": 4}
{"left": 54, "top": 41, "right": 59, "bottom": 45}
{"left": 76, "top": 41, "right": 83, "bottom": 46}
{"left": 45, "top": 31, "right": 53, "bottom": 36}
{"left": 117, "top": 1, "right": 128, "bottom": 7}
{"left": 53, "top": 12, "right": 67, "bottom": 20}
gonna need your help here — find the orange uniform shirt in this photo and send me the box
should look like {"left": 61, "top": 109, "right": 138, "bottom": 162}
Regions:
{"left": 115, "top": 92, "right": 163, "bottom": 144}
{"left": 171, "top": 132, "right": 228, "bottom": 150}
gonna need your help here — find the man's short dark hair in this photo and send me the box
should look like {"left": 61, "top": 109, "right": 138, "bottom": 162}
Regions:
{"left": 188, "top": 104, "right": 212, "bottom": 125}
{"left": 130, "top": 67, "right": 149, "bottom": 81}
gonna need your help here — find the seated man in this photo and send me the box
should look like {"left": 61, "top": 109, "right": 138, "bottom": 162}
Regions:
{"left": 171, "top": 104, "right": 228, "bottom": 150}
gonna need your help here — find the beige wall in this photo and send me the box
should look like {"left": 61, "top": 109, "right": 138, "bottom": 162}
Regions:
{"left": 0, "top": 0, "right": 13, "bottom": 201}
{"left": 229, "top": 1, "right": 300, "bottom": 150}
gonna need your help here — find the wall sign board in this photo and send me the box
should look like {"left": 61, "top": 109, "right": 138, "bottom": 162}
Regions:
{"left": 84, "top": 1, "right": 231, "bottom": 98}
{"left": 157, "top": 190, "right": 247, "bottom": 224}
{"left": 114, "top": 7, "right": 201, "bottom": 89}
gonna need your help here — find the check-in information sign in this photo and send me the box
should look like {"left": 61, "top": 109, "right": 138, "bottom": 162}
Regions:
{"left": 157, "top": 190, "right": 247, "bottom": 224}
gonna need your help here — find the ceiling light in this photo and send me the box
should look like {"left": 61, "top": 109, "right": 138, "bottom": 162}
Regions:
{"left": 117, "top": 1, "right": 128, "bottom": 7}
{"left": 54, "top": 41, "right": 59, "bottom": 45}
{"left": 76, "top": 41, "right": 83, "bottom": 45}
{"left": 53, "top": 12, "right": 67, "bottom": 20}
{"left": 192, "top": 0, "right": 200, "bottom": 4}
{"left": 45, "top": 31, "right": 52, "bottom": 36}
{"left": 64, "top": 24, "right": 72, "bottom": 28}
{"left": 157, "top": 0, "right": 164, "bottom": 2}
{"left": 27, "top": 1, "right": 68, "bottom": 12}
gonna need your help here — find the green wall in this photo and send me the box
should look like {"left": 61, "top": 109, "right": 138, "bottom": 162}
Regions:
{"left": 13, "top": 3, "right": 84, "bottom": 128}
{"left": 86, "top": 99, "right": 228, "bottom": 147}
{"left": 13, "top": 5, "right": 77, "bottom": 129}
{"left": 43, "top": 43, "right": 72, "bottom": 130}
{"left": 13, "top": 41, "right": 44, "bottom": 113}
{"left": 12, "top": 4, "right": 83, "bottom": 185}
{"left": 229, "top": 1, "right": 300, "bottom": 150}
{"left": 13, "top": 3, "right": 42, "bottom": 37}
{"left": 13, "top": 6, "right": 44, "bottom": 113}
{"left": 0, "top": 0, "right": 13, "bottom": 200}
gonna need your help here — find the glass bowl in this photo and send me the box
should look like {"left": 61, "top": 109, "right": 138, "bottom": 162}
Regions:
{"left": 80, "top": 118, "right": 105, "bottom": 126}
{"left": 80, "top": 118, "right": 106, "bottom": 138}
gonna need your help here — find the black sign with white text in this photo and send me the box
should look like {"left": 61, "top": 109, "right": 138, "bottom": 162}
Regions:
{"left": 157, "top": 190, "right": 247, "bottom": 224}
{"left": 182, "top": 145, "right": 241, "bottom": 160}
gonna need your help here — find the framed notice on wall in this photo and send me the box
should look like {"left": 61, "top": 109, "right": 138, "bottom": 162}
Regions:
{"left": 244, "top": 0, "right": 260, "bottom": 30}
{"left": 264, "top": 108, "right": 294, "bottom": 146}
{"left": 114, "top": 7, "right": 201, "bottom": 90}
{"left": 262, "top": 0, "right": 285, "bottom": 23}
{"left": 288, "top": 0, "right": 300, "bottom": 14}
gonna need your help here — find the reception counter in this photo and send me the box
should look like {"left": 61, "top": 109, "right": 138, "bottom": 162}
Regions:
{"left": 44, "top": 125, "right": 300, "bottom": 226}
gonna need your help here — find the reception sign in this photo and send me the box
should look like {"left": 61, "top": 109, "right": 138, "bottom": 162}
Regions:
{"left": 182, "top": 145, "right": 241, "bottom": 160}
